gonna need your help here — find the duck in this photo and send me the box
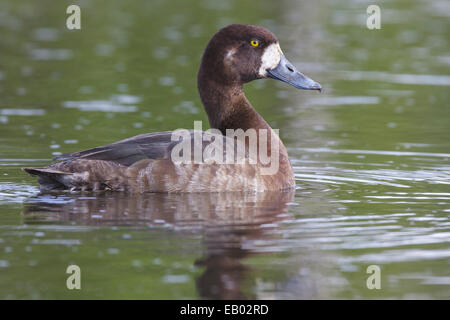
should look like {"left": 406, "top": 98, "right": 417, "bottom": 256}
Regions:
{"left": 23, "top": 24, "right": 321, "bottom": 192}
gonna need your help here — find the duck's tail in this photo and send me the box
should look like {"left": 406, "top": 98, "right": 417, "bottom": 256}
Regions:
{"left": 22, "top": 167, "right": 71, "bottom": 190}
{"left": 23, "top": 160, "right": 130, "bottom": 191}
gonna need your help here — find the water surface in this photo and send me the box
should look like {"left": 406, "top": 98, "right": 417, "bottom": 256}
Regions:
{"left": 0, "top": 0, "right": 449, "bottom": 299}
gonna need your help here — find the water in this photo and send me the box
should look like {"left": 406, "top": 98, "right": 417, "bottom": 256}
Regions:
{"left": 0, "top": 0, "right": 449, "bottom": 299}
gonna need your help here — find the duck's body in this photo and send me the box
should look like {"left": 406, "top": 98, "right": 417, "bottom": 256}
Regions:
{"left": 25, "top": 130, "right": 293, "bottom": 192}
{"left": 23, "top": 24, "right": 321, "bottom": 193}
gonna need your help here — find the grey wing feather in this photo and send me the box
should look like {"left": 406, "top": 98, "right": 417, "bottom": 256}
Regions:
{"left": 53, "top": 130, "right": 238, "bottom": 167}
{"left": 53, "top": 131, "right": 182, "bottom": 166}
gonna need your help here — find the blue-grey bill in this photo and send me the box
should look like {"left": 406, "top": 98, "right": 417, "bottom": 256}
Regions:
{"left": 267, "top": 54, "right": 322, "bottom": 91}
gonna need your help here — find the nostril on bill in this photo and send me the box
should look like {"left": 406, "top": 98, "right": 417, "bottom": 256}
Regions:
{"left": 287, "top": 66, "right": 294, "bottom": 72}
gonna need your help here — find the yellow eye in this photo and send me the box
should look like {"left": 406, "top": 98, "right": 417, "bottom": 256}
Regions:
{"left": 250, "top": 40, "right": 259, "bottom": 47}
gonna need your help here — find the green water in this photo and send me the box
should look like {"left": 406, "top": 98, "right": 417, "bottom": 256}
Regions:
{"left": 0, "top": 0, "right": 449, "bottom": 299}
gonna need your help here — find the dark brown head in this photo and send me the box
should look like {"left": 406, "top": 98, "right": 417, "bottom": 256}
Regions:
{"left": 198, "top": 24, "right": 321, "bottom": 90}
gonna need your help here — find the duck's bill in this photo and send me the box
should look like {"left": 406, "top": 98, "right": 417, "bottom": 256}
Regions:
{"left": 267, "top": 54, "right": 322, "bottom": 91}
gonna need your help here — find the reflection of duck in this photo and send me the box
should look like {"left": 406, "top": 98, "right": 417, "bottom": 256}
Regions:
{"left": 23, "top": 24, "right": 321, "bottom": 192}
{"left": 23, "top": 190, "right": 295, "bottom": 299}
{"left": 22, "top": 190, "right": 294, "bottom": 227}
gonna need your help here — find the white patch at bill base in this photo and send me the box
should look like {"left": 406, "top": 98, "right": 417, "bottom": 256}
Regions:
{"left": 258, "top": 43, "right": 282, "bottom": 77}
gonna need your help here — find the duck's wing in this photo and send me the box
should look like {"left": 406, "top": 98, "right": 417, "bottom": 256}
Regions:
{"left": 53, "top": 129, "right": 246, "bottom": 167}
{"left": 53, "top": 131, "right": 181, "bottom": 166}
{"left": 24, "top": 130, "right": 258, "bottom": 191}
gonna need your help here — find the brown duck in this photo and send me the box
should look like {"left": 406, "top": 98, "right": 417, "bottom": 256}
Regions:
{"left": 23, "top": 24, "right": 321, "bottom": 192}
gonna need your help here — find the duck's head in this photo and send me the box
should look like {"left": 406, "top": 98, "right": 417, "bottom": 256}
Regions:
{"left": 198, "top": 24, "right": 321, "bottom": 91}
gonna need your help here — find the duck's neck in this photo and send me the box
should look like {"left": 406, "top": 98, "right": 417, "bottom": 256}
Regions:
{"left": 197, "top": 67, "right": 294, "bottom": 188}
{"left": 197, "top": 77, "right": 270, "bottom": 134}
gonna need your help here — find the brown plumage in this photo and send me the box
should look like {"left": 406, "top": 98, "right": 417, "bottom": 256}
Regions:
{"left": 23, "top": 24, "right": 322, "bottom": 192}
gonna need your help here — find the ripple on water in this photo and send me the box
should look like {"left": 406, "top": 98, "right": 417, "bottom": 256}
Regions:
{"left": 337, "top": 71, "right": 450, "bottom": 86}
{"left": 294, "top": 147, "right": 450, "bottom": 158}
{"left": 32, "top": 28, "right": 60, "bottom": 42}
{"left": 306, "top": 96, "right": 380, "bottom": 106}
{"left": 0, "top": 109, "right": 45, "bottom": 116}
{"left": 28, "top": 48, "right": 73, "bottom": 61}
{"left": 292, "top": 148, "right": 450, "bottom": 213}
{"left": 0, "top": 183, "right": 39, "bottom": 204}
{"left": 63, "top": 94, "right": 141, "bottom": 113}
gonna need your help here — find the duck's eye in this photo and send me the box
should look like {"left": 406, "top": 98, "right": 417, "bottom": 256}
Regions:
{"left": 250, "top": 40, "right": 259, "bottom": 47}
